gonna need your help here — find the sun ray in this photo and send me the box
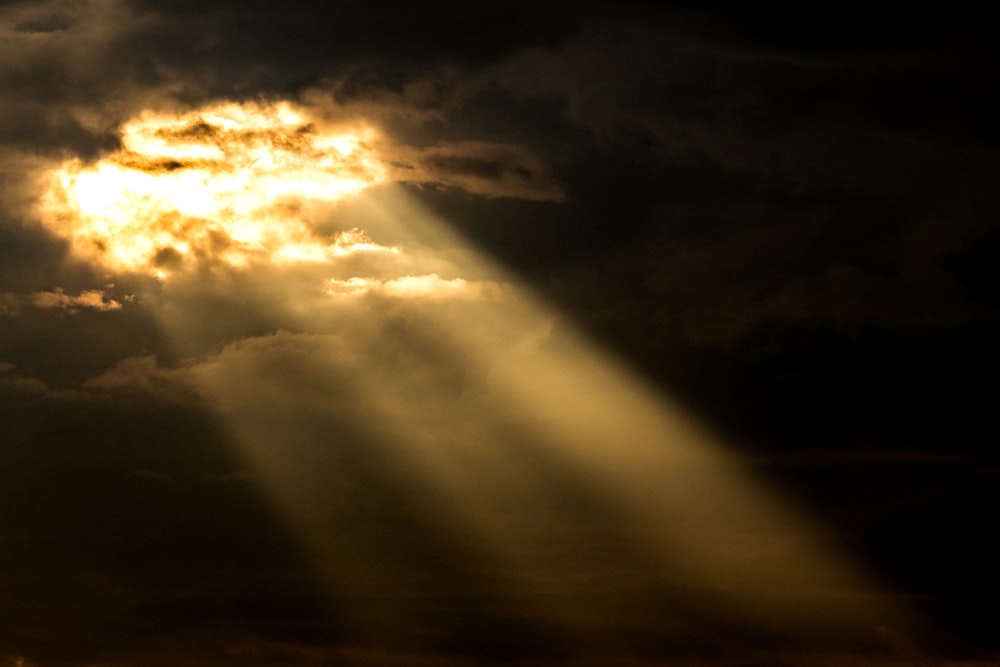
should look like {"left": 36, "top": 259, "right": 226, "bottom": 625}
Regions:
{"left": 34, "top": 100, "right": 921, "bottom": 659}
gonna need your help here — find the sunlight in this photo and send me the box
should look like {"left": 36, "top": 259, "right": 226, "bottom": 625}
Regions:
{"left": 36, "top": 101, "right": 916, "bottom": 655}
{"left": 39, "top": 101, "right": 386, "bottom": 277}
{"left": 326, "top": 188, "right": 903, "bottom": 614}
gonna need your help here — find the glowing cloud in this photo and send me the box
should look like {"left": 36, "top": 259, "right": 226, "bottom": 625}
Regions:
{"left": 325, "top": 274, "right": 509, "bottom": 301}
{"left": 38, "top": 101, "right": 388, "bottom": 277}
{"left": 0, "top": 288, "right": 124, "bottom": 315}
{"left": 31, "top": 287, "right": 122, "bottom": 312}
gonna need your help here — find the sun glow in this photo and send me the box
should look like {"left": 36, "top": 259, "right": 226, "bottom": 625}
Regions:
{"left": 39, "top": 101, "right": 387, "bottom": 277}
{"left": 32, "top": 97, "right": 917, "bottom": 659}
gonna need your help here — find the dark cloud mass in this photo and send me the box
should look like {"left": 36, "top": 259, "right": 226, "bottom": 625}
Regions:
{"left": 1, "top": 1, "right": 999, "bottom": 665}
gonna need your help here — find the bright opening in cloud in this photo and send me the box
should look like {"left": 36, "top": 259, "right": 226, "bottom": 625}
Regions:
{"left": 38, "top": 101, "right": 388, "bottom": 277}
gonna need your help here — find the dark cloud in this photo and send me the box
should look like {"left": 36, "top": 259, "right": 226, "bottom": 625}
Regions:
{"left": 0, "top": 381, "right": 334, "bottom": 665}
{"left": 388, "top": 141, "right": 564, "bottom": 201}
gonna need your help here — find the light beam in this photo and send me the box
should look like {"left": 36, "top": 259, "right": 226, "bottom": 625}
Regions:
{"left": 35, "top": 100, "right": 920, "bottom": 662}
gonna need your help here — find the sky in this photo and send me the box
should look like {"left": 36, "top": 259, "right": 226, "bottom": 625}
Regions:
{"left": 1, "top": 1, "right": 999, "bottom": 665}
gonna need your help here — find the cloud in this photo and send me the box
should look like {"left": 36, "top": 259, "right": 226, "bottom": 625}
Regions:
{"left": 386, "top": 141, "right": 564, "bottom": 201}
{"left": 83, "top": 354, "right": 196, "bottom": 403}
{"left": 325, "top": 274, "right": 511, "bottom": 302}
{"left": 2, "top": 375, "right": 49, "bottom": 394}
{"left": 85, "top": 330, "right": 396, "bottom": 419}
{"left": 0, "top": 292, "right": 20, "bottom": 316}
{"left": 0, "top": 361, "right": 83, "bottom": 399}
{"left": 31, "top": 287, "right": 122, "bottom": 312}
{"left": 30, "top": 98, "right": 563, "bottom": 281}
{"left": 0, "top": 288, "right": 124, "bottom": 316}
{"left": 0, "top": 0, "right": 156, "bottom": 156}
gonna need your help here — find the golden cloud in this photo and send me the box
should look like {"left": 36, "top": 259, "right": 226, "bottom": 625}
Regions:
{"left": 325, "top": 274, "right": 510, "bottom": 301}
{"left": 0, "top": 287, "right": 124, "bottom": 315}
{"left": 31, "top": 287, "right": 122, "bottom": 312}
{"left": 38, "top": 101, "right": 388, "bottom": 277}
{"left": 35, "top": 99, "right": 564, "bottom": 282}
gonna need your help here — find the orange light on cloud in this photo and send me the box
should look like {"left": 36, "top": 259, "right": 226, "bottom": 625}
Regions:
{"left": 325, "top": 273, "right": 510, "bottom": 301}
{"left": 31, "top": 97, "right": 919, "bottom": 660}
{"left": 38, "top": 101, "right": 388, "bottom": 277}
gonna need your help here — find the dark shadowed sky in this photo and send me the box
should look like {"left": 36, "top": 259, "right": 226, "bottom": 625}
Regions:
{"left": 2, "top": 2, "right": 999, "bottom": 665}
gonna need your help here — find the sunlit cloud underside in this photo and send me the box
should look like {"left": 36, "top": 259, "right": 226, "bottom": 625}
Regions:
{"left": 41, "top": 101, "right": 388, "bottom": 277}
{"left": 35, "top": 99, "right": 915, "bottom": 661}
